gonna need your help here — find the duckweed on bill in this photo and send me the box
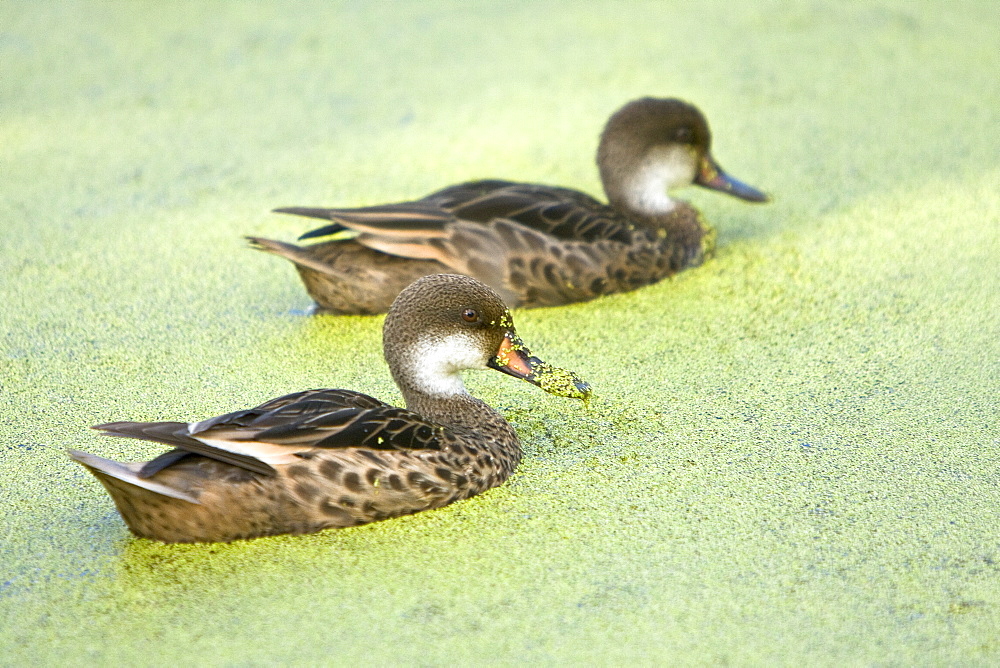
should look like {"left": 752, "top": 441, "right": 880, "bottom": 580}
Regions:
{"left": 530, "top": 362, "right": 592, "bottom": 403}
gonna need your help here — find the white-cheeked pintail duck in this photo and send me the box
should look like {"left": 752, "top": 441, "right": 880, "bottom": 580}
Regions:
{"left": 69, "top": 274, "right": 591, "bottom": 543}
{"left": 250, "top": 97, "right": 768, "bottom": 314}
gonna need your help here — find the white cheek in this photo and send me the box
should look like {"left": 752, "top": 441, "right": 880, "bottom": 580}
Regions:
{"left": 625, "top": 145, "right": 698, "bottom": 214}
{"left": 410, "top": 333, "right": 486, "bottom": 397}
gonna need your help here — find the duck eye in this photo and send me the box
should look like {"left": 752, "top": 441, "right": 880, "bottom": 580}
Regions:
{"left": 461, "top": 308, "right": 479, "bottom": 323}
{"left": 673, "top": 127, "right": 694, "bottom": 143}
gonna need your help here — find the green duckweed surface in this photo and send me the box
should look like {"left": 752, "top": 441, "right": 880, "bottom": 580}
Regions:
{"left": 2, "top": 1, "right": 999, "bottom": 664}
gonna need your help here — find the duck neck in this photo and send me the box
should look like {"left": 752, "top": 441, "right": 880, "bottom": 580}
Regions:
{"left": 386, "top": 332, "right": 504, "bottom": 428}
{"left": 601, "top": 145, "right": 697, "bottom": 218}
{"left": 403, "top": 388, "right": 503, "bottom": 432}
{"left": 389, "top": 332, "right": 480, "bottom": 398}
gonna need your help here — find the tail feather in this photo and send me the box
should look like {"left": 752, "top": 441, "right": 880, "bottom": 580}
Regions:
{"left": 272, "top": 206, "right": 343, "bottom": 222}
{"left": 68, "top": 449, "right": 199, "bottom": 504}
{"left": 92, "top": 420, "right": 206, "bottom": 451}
{"left": 277, "top": 204, "right": 452, "bottom": 241}
{"left": 246, "top": 237, "right": 354, "bottom": 279}
{"left": 93, "top": 420, "right": 185, "bottom": 438}
{"left": 92, "top": 420, "right": 278, "bottom": 477}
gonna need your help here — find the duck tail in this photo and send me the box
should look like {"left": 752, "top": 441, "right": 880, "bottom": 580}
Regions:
{"left": 68, "top": 449, "right": 200, "bottom": 505}
{"left": 246, "top": 236, "right": 356, "bottom": 279}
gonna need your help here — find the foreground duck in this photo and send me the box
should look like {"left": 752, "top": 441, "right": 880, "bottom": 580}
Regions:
{"left": 250, "top": 97, "right": 768, "bottom": 314}
{"left": 69, "top": 274, "right": 590, "bottom": 543}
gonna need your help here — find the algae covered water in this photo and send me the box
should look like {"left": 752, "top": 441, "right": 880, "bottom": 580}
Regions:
{"left": 2, "top": 1, "right": 999, "bottom": 663}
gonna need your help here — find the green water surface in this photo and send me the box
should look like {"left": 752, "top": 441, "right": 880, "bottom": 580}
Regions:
{"left": 2, "top": 1, "right": 999, "bottom": 664}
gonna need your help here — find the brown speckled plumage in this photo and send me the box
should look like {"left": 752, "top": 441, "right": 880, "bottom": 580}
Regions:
{"left": 69, "top": 275, "right": 590, "bottom": 543}
{"left": 250, "top": 97, "right": 768, "bottom": 314}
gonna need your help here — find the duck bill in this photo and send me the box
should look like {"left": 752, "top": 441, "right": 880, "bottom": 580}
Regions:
{"left": 488, "top": 332, "right": 592, "bottom": 402}
{"left": 695, "top": 154, "right": 769, "bottom": 203}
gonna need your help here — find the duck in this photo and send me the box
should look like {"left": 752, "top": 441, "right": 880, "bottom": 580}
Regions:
{"left": 249, "top": 97, "right": 769, "bottom": 315}
{"left": 68, "top": 274, "right": 591, "bottom": 543}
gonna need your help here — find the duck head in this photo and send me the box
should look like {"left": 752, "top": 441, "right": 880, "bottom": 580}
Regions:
{"left": 383, "top": 274, "right": 591, "bottom": 403}
{"left": 597, "top": 97, "right": 769, "bottom": 215}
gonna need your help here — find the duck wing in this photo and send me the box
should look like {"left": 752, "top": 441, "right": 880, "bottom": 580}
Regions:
{"left": 277, "top": 180, "right": 635, "bottom": 246}
{"left": 93, "top": 389, "right": 445, "bottom": 478}
{"left": 433, "top": 181, "right": 635, "bottom": 244}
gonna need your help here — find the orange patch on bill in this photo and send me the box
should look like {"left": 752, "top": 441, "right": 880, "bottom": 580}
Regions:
{"left": 496, "top": 334, "right": 533, "bottom": 377}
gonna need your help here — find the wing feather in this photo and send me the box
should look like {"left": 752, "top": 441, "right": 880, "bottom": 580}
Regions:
{"left": 283, "top": 180, "right": 635, "bottom": 247}
{"left": 95, "top": 390, "right": 446, "bottom": 479}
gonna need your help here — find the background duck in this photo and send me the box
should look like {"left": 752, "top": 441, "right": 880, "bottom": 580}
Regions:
{"left": 69, "top": 274, "right": 591, "bottom": 543}
{"left": 250, "top": 97, "right": 768, "bottom": 314}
